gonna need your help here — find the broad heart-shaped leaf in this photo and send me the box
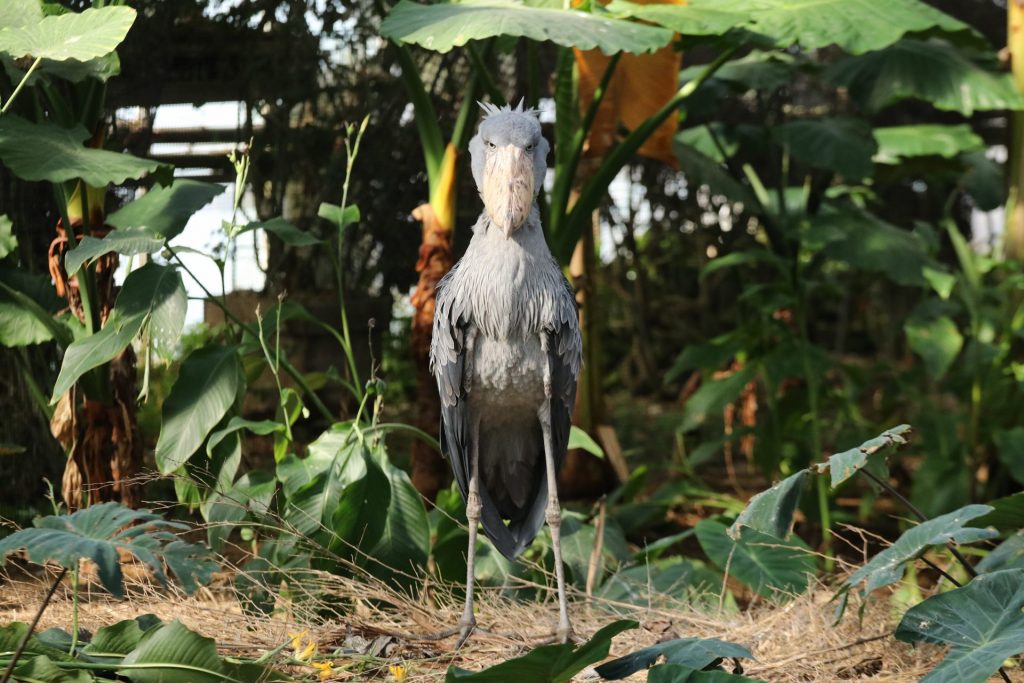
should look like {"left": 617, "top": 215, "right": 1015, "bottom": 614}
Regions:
{"left": 696, "top": 520, "right": 815, "bottom": 599}
{"left": 0, "top": 0, "right": 42, "bottom": 30}
{"left": 605, "top": 0, "right": 748, "bottom": 37}
{"left": 838, "top": 504, "right": 997, "bottom": 612}
{"left": 276, "top": 423, "right": 391, "bottom": 561}
{"left": 83, "top": 618, "right": 148, "bottom": 657}
{"left": 107, "top": 180, "right": 225, "bottom": 242}
{"left": 826, "top": 39, "right": 1024, "bottom": 115}
{"left": 206, "top": 416, "right": 285, "bottom": 456}
{"left": 729, "top": 470, "right": 807, "bottom": 540}
{"left": 895, "top": 569, "right": 1024, "bottom": 683}
{"left": 2, "top": 49, "right": 121, "bottom": 86}
{"left": 0, "top": 6, "right": 135, "bottom": 62}
{"left": 363, "top": 445, "right": 430, "bottom": 587}
{"left": 804, "top": 209, "right": 940, "bottom": 288}
{"left": 611, "top": 0, "right": 968, "bottom": 54}
{"left": 0, "top": 116, "right": 164, "bottom": 185}
{"left": 973, "top": 492, "right": 1024, "bottom": 532}
{"left": 155, "top": 346, "right": 243, "bottom": 473}
{"left": 595, "top": 635, "right": 752, "bottom": 679}
{"left": 905, "top": 314, "right": 963, "bottom": 379}
{"left": 815, "top": 424, "right": 912, "bottom": 488}
{"left": 118, "top": 619, "right": 280, "bottom": 683}
{"left": 64, "top": 227, "right": 166, "bottom": 276}
{"left": 12, "top": 655, "right": 93, "bottom": 683}
{"left": 0, "top": 502, "right": 215, "bottom": 598}
{"left": 873, "top": 124, "right": 983, "bottom": 164}
{"left": 648, "top": 666, "right": 765, "bottom": 683}
{"left": 0, "top": 267, "right": 67, "bottom": 347}
{"left": 238, "top": 216, "right": 321, "bottom": 245}
{"left": 445, "top": 619, "right": 637, "bottom": 682}
{"left": 772, "top": 118, "right": 876, "bottom": 180}
{"left": 977, "top": 532, "right": 1024, "bottom": 574}
{"left": 50, "top": 263, "right": 185, "bottom": 401}
{"left": 381, "top": 0, "right": 673, "bottom": 55}
{"left": 725, "top": 0, "right": 967, "bottom": 54}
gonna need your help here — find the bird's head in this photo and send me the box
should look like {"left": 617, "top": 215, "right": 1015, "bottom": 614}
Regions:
{"left": 469, "top": 100, "right": 549, "bottom": 238}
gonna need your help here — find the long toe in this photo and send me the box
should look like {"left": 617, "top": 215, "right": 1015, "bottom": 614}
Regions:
{"left": 454, "top": 618, "right": 477, "bottom": 649}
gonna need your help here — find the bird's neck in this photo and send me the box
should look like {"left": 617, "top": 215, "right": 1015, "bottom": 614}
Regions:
{"left": 474, "top": 205, "right": 549, "bottom": 253}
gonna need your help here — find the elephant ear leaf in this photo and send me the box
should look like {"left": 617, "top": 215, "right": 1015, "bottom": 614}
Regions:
{"left": 0, "top": 502, "right": 216, "bottom": 598}
{"left": 896, "top": 568, "right": 1024, "bottom": 683}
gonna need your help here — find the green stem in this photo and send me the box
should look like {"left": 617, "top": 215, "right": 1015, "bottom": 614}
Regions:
{"left": 69, "top": 567, "right": 79, "bottom": 654}
{"left": 167, "top": 246, "right": 334, "bottom": 422}
{"left": 394, "top": 46, "right": 445, "bottom": 191}
{"left": 549, "top": 52, "right": 621, "bottom": 238}
{"left": 1, "top": 56, "right": 42, "bottom": 115}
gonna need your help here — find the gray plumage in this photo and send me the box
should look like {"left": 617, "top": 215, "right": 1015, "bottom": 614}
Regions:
{"left": 430, "top": 102, "right": 582, "bottom": 563}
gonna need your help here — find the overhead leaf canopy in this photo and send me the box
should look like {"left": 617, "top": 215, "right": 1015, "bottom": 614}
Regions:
{"left": 827, "top": 39, "right": 1024, "bottom": 115}
{"left": 381, "top": 0, "right": 674, "bottom": 55}
{"left": 0, "top": 6, "right": 135, "bottom": 62}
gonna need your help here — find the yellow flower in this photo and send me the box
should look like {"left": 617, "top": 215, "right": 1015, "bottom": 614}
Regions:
{"left": 312, "top": 659, "right": 335, "bottom": 681}
{"left": 288, "top": 630, "right": 317, "bottom": 661}
{"left": 389, "top": 664, "right": 407, "bottom": 682}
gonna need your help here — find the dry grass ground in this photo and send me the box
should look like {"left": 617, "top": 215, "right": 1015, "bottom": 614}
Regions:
{"left": 0, "top": 559, "right": 965, "bottom": 683}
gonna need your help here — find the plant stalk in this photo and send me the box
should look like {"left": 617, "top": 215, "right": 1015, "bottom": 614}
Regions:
{"left": 0, "top": 568, "right": 68, "bottom": 683}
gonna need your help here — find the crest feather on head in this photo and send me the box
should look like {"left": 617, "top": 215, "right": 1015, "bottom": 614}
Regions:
{"left": 478, "top": 98, "right": 539, "bottom": 119}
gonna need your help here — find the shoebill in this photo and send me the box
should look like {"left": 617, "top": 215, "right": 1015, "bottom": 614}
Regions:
{"left": 430, "top": 101, "right": 582, "bottom": 645}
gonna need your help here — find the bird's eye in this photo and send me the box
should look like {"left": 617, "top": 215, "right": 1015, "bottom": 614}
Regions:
{"left": 487, "top": 141, "right": 496, "bottom": 149}
{"left": 525, "top": 144, "right": 534, "bottom": 152}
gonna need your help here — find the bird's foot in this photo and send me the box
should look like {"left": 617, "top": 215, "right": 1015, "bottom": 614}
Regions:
{"left": 454, "top": 617, "right": 477, "bottom": 649}
{"left": 556, "top": 624, "right": 575, "bottom": 645}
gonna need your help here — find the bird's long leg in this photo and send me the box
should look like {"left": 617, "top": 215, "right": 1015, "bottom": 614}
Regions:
{"left": 456, "top": 412, "right": 482, "bottom": 648}
{"left": 539, "top": 331, "right": 573, "bottom": 643}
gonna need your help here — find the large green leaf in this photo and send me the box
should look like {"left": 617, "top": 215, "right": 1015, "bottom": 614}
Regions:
{"left": 0, "top": 116, "right": 163, "bottom": 185}
{"left": 974, "top": 493, "right": 1024, "bottom": 532}
{"left": 276, "top": 423, "right": 391, "bottom": 559}
{"left": 805, "top": 210, "right": 939, "bottom": 288}
{"left": 696, "top": 519, "right": 815, "bottom": 599}
{"left": 827, "top": 39, "right": 1024, "bottom": 115}
{"left": 815, "top": 425, "right": 912, "bottom": 488}
{"left": 64, "top": 227, "right": 166, "bottom": 276}
{"left": 83, "top": 618, "right": 148, "bottom": 658}
{"left": 0, "top": 623, "right": 75, "bottom": 663}
{"left": 597, "top": 558, "right": 721, "bottom": 611}
{"left": 0, "top": 0, "right": 42, "bottom": 30}
{"left": 873, "top": 124, "right": 983, "bottom": 164}
{"left": 605, "top": 0, "right": 747, "bottom": 37}
{"left": 118, "top": 620, "right": 278, "bottom": 683}
{"left": 236, "top": 217, "right": 321, "bottom": 246}
{"left": 905, "top": 314, "right": 963, "bottom": 380}
{"left": 729, "top": 470, "right": 806, "bottom": 540}
{"left": 0, "top": 6, "right": 135, "bottom": 62}
{"left": 772, "top": 118, "right": 876, "bottom": 180}
{"left": 611, "top": 0, "right": 967, "bottom": 54}
{"left": 365, "top": 447, "right": 430, "bottom": 586}
{"left": 0, "top": 267, "right": 66, "bottom": 347}
{"left": 107, "top": 180, "right": 225, "bottom": 242}
{"left": 445, "top": 620, "right": 637, "bottom": 682}
{"left": 838, "top": 504, "right": 997, "bottom": 612}
{"left": 155, "top": 346, "right": 243, "bottom": 473}
{"left": 595, "top": 635, "right": 752, "bottom": 679}
{"left": 381, "top": 0, "right": 673, "bottom": 55}
{"left": 895, "top": 569, "right": 1024, "bottom": 683}
{"left": 0, "top": 503, "right": 214, "bottom": 598}
{"left": 50, "top": 263, "right": 185, "bottom": 400}
{"left": 12, "top": 655, "right": 92, "bottom": 683}
{"left": 977, "top": 533, "right": 1024, "bottom": 575}
{"left": 0, "top": 213, "right": 15, "bottom": 258}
